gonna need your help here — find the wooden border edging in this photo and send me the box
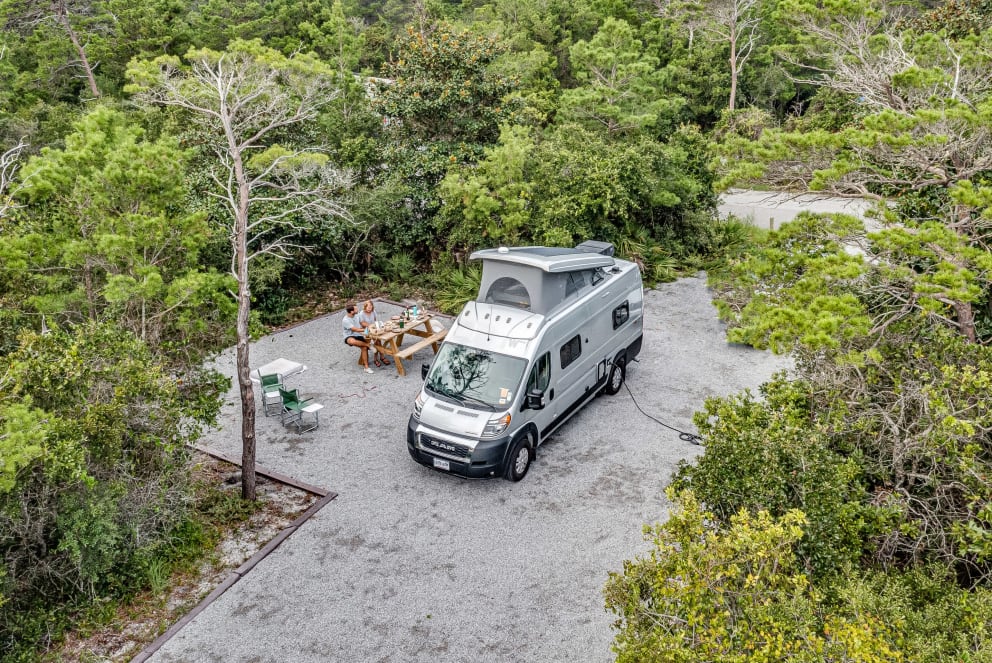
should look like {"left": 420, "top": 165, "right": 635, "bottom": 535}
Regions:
{"left": 130, "top": 448, "right": 337, "bottom": 662}
{"left": 192, "top": 444, "right": 331, "bottom": 498}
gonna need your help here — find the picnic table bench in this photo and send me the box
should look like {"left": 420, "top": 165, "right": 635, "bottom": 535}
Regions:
{"left": 368, "top": 312, "right": 447, "bottom": 376}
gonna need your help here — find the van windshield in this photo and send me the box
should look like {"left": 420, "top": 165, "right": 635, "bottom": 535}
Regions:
{"left": 425, "top": 343, "right": 527, "bottom": 410}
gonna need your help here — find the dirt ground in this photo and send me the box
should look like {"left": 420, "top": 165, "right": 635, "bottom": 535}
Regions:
{"left": 53, "top": 453, "right": 319, "bottom": 663}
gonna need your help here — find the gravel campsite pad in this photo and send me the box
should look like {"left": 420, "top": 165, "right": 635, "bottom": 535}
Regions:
{"left": 149, "top": 276, "right": 791, "bottom": 663}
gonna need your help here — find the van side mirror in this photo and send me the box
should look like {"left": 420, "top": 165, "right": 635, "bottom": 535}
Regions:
{"left": 421, "top": 362, "right": 430, "bottom": 380}
{"left": 525, "top": 391, "right": 545, "bottom": 410}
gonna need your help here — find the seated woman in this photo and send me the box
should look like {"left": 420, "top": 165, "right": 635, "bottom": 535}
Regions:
{"left": 343, "top": 304, "right": 373, "bottom": 374}
{"left": 358, "top": 299, "right": 390, "bottom": 367}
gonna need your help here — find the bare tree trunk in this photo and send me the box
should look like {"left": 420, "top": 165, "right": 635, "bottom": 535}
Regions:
{"left": 230, "top": 129, "right": 257, "bottom": 501}
{"left": 235, "top": 263, "right": 256, "bottom": 501}
{"left": 413, "top": 0, "right": 432, "bottom": 36}
{"left": 728, "top": 33, "right": 738, "bottom": 112}
{"left": 54, "top": 0, "right": 100, "bottom": 99}
{"left": 956, "top": 300, "right": 977, "bottom": 344}
{"left": 83, "top": 260, "right": 97, "bottom": 321}
{"left": 234, "top": 212, "right": 257, "bottom": 501}
{"left": 929, "top": 235, "right": 980, "bottom": 344}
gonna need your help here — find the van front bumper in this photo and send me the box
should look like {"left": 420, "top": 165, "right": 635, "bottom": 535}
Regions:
{"left": 407, "top": 417, "right": 512, "bottom": 478}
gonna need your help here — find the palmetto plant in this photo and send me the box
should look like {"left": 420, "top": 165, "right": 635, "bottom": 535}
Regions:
{"left": 615, "top": 223, "right": 679, "bottom": 286}
{"left": 433, "top": 264, "right": 482, "bottom": 314}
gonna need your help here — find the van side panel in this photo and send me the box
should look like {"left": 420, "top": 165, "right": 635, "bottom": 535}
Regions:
{"left": 534, "top": 271, "right": 643, "bottom": 442}
{"left": 544, "top": 302, "right": 597, "bottom": 437}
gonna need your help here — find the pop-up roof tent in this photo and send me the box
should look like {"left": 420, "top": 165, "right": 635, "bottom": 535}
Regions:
{"left": 469, "top": 242, "right": 617, "bottom": 316}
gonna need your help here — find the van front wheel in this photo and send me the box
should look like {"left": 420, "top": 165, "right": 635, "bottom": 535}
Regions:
{"left": 604, "top": 358, "right": 625, "bottom": 395}
{"left": 504, "top": 434, "right": 534, "bottom": 482}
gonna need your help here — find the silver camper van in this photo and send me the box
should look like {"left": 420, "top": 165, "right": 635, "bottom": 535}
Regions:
{"left": 407, "top": 241, "right": 643, "bottom": 481}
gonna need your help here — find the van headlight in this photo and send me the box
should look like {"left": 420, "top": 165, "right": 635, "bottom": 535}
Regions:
{"left": 413, "top": 392, "right": 425, "bottom": 420}
{"left": 482, "top": 413, "right": 511, "bottom": 438}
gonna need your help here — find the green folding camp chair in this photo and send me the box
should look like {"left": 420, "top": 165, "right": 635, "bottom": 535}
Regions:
{"left": 259, "top": 373, "right": 284, "bottom": 416}
{"left": 278, "top": 387, "right": 313, "bottom": 429}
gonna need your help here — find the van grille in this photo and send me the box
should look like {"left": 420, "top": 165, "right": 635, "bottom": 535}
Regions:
{"left": 420, "top": 434, "right": 470, "bottom": 459}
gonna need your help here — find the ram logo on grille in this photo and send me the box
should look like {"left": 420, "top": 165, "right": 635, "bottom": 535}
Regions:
{"left": 422, "top": 435, "right": 469, "bottom": 458}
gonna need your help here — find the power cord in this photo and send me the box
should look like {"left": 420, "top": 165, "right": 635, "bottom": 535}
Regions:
{"left": 623, "top": 374, "right": 704, "bottom": 445}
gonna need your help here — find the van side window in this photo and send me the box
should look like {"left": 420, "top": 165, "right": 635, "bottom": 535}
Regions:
{"left": 485, "top": 277, "right": 531, "bottom": 310}
{"left": 591, "top": 268, "right": 605, "bottom": 286}
{"left": 565, "top": 271, "right": 585, "bottom": 298}
{"left": 560, "top": 335, "right": 582, "bottom": 369}
{"left": 526, "top": 353, "right": 551, "bottom": 394}
{"left": 613, "top": 301, "right": 629, "bottom": 329}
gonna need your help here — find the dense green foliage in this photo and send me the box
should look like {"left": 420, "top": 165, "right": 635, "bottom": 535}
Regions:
{"left": 607, "top": 490, "right": 992, "bottom": 662}
{"left": 3, "top": 0, "right": 992, "bottom": 658}
{"left": 606, "top": 491, "right": 904, "bottom": 662}
{"left": 0, "top": 323, "right": 224, "bottom": 658}
{"left": 604, "top": 0, "right": 992, "bottom": 660}
{"left": 0, "top": 106, "right": 234, "bottom": 356}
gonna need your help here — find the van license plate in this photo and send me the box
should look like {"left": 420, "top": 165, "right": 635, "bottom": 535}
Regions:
{"left": 433, "top": 458, "right": 450, "bottom": 471}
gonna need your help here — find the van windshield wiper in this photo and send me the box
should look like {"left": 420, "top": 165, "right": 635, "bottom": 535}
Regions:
{"left": 453, "top": 392, "right": 493, "bottom": 410}
{"left": 429, "top": 383, "right": 491, "bottom": 409}
{"left": 429, "top": 383, "right": 458, "bottom": 401}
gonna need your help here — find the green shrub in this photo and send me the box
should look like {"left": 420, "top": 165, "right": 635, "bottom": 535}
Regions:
{"left": 254, "top": 288, "right": 296, "bottom": 326}
{"left": 0, "top": 323, "right": 218, "bottom": 658}
{"left": 831, "top": 565, "right": 992, "bottom": 662}
{"left": 696, "top": 216, "right": 764, "bottom": 276}
{"left": 431, "top": 263, "right": 482, "bottom": 315}
{"left": 379, "top": 252, "right": 417, "bottom": 283}
{"left": 614, "top": 224, "right": 680, "bottom": 286}
{"left": 707, "top": 212, "right": 871, "bottom": 352}
{"left": 673, "top": 374, "right": 877, "bottom": 577}
{"left": 605, "top": 490, "right": 903, "bottom": 663}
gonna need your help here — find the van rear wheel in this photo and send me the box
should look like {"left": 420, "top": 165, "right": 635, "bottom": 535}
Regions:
{"left": 604, "top": 358, "right": 625, "bottom": 395}
{"left": 504, "top": 434, "right": 534, "bottom": 482}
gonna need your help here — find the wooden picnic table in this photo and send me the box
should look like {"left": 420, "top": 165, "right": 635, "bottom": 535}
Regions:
{"left": 368, "top": 312, "right": 447, "bottom": 376}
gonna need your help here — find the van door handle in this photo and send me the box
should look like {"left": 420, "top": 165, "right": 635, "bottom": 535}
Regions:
{"left": 549, "top": 389, "right": 555, "bottom": 400}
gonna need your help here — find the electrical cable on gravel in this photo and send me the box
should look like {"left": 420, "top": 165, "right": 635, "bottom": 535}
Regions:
{"left": 338, "top": 385, "right": 378, "bottom": 399}
{"left": 623, "top": 379, "right": 704, "bottom": 445}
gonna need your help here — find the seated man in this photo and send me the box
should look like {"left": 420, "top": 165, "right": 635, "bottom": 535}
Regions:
{"left": 343, "top": 304, "right": 373, "bottom": 374}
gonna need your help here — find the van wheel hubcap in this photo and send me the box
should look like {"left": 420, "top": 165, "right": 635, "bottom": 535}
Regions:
{"left": 611, "top": 365, "right": 623, "bottom": 390}
{"left": 514, "top": 447, "right": 529, "bottom": 474}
